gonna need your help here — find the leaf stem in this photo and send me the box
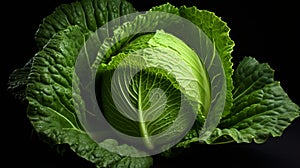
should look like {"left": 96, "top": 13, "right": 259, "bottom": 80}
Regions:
{"left": 138, "top": 70, "right": 154, "bottom": 149}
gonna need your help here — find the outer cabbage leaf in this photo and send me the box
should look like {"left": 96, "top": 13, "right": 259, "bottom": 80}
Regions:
{"left": 35, "top": 0, "right": 136, "bottom": 49}
{"left": 8, "top": 0, "right": 137, "bottom": 107}
{"left": 26, "top": 25, "right": 152, "bottom": 167}
{"left": 206, "top": 57, "right": 300, "bottom": 144}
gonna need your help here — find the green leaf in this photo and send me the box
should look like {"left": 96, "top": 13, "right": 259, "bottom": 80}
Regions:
{"left": 27, "top": 26, "right": 86, "bottom": 130}
{"left": 26, "top": 25, "right": 152, "bottom": 167}
{"left": 35, "top": 0, "right": 136, "bottom": 49}
{"left": 206, "top": 57, "right": 300, "bottom": 144}
{"left": 232, "top": 56, "right": 274, "bottom": 99}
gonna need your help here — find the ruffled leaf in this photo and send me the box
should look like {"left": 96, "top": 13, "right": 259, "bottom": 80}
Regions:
{"left": 26, "top": 25, "right": 152, "bottom": 167}
{"left": 35, "top": 0, "right": 136, "bottom": 49}
{"left": 206, "top": 57, "right": 300, "bottom": 144}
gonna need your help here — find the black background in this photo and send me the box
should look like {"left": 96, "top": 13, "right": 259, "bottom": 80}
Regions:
{"left": 2, "top": 0, "right": 299, "bottom": 167}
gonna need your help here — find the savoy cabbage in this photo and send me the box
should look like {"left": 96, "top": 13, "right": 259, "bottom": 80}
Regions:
{"left": 7, "top": 0, "right": 299, "bottom": 167}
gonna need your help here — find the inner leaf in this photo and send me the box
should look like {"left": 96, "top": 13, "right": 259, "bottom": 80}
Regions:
{"left": 97, "top": 66, "right": 181, "bottom": 148}
{"left": 95, "top": 30, "right": 208, "bottom": 150}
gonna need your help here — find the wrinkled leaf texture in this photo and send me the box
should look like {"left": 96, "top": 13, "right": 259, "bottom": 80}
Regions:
{"left": 206, "top": 57, "right": 300, "bottom": 144}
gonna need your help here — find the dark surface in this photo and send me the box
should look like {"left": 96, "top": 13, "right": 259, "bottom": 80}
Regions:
{"left": 2, "top": 0, "right": 299, "bottom": 167}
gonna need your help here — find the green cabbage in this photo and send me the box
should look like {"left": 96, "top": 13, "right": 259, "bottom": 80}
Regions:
{"left": 7, "top": 0, "right": 300, "bottom": 167}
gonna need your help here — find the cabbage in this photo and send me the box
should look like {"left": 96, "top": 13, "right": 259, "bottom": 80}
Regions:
{"left": 7, "top": 0, "right": 299, "bottom": 167}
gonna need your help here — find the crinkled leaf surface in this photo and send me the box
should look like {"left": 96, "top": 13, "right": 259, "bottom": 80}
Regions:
{"left": 35, "top": 0, "right": 136, "bottom": 49}
{"left": 206, "top": 57, "right": 300, "bottom": 144}
{"left": 26, "top": 25, "right": 152, "bottom": 168}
